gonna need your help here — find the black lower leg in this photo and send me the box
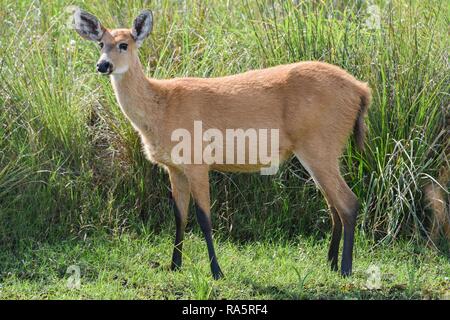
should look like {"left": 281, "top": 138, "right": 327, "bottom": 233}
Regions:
{"left": 341, "top": 205, "right": 358, "bottom": 277}
{"left": 170, "top": 193, "right": 184, "bottom": 271}
{"left": 194, "top": 202, "right": 223, "bottom": 279}
{"left": 328, "top": 208, "right": 342, "bottom": 272}
{"left": 328, "top": 227, "right": 342, "bottom": 271}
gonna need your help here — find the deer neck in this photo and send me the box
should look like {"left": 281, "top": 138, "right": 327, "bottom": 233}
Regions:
{"left": 110, "top": 55, "right": 163, "bottom": 133}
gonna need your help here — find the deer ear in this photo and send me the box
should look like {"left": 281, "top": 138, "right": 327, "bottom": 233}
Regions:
{"left": 131, "top": 10, "right": 153, "bottom": 47}
{"left": 73, "top": 9, "right": 105, "bottom": 41}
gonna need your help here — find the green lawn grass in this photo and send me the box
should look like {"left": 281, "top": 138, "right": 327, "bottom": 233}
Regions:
{"left": 1, "top": 233, "right": 449, "bottom": 299}
{"left": 0, "top": 0, "right": 448, "bottom": 299}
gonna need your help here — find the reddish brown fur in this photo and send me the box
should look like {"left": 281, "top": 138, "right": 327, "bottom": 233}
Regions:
{"left": 425, "top": 165, "right": 450, "bottom": 244}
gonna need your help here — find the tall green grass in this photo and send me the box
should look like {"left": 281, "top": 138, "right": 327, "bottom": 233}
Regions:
{"left": 0, "top": 0, "right": 448, "bottom": 248}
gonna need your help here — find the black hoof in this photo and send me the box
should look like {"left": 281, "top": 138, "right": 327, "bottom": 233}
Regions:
{"left": 330, "top": 262, "right": 339, "bottom": 272}
{"left": 341, "top": 269, "right": 352, "bottom": 277}
{"left": 212, "top": 270, "right": 224, "bottom": 280}
{"left": 212, "top": 266, "right": 224, "bottom": 280}
{"left": 171, "top": 262, "right": 182, "bottom": 272}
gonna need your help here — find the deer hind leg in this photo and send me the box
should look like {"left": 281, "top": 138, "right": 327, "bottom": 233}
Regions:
{"left": 168, "top": 167, "right": 190, "bottom": 271}
{"left": 328, "top": 207, "right": 342, "bottom": 271}
{"left": 184, "top": 165, "right": 223, "bottom": 280}
{"left": 295, "top": 150, "right": 359, "bottom": 276}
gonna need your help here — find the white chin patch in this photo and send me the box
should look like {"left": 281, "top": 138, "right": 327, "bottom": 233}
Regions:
{"left": 112, "top": 65, "right": 129, "bottom": 75}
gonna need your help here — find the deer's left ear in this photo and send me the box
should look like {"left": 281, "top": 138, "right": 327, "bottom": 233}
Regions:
{"left": 73, "top": 9, "right": 105, "bottom": 41}
{"left": 131, "top": 10, "right": 153, "bottom": 47}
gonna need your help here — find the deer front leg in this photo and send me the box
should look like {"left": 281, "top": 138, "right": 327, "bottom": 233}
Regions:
{"left": 185, "top": 166, "right": 224, "bottom": 280}
{"left": 168, "top": 167, "right": 190, "bottom": 271}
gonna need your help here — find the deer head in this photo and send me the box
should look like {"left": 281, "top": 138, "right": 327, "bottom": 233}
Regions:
{"left": 73, "top": 9, "right": 153, "bottom": 75}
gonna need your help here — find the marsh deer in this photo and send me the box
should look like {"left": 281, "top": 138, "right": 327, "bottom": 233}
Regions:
{"left": 74, "top": 9, "right": 371, "bottom": 279}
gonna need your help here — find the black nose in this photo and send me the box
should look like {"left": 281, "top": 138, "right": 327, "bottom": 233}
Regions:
{"left": 97, "top": 60, "right": 112, "bottom": 74}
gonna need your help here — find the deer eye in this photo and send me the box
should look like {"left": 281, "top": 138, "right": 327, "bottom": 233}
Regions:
{"left": 99, "top": 42, "right": 104, "bottom": 49}
{"left": 119, "top": 43, "right": 128, "bottom": 51}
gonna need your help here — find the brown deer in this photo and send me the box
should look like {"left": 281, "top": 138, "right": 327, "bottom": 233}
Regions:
{"left": 74, "top": 9, "right": 371, "bottom": 279}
